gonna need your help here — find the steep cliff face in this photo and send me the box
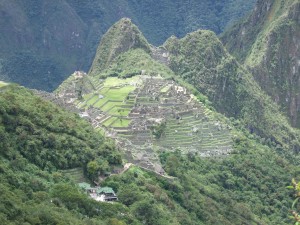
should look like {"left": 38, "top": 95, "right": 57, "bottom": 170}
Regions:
{"left": 0, "top": 0, "right": 88, "bottom": 91}
{"left": 222, "top": 0, "right": 300, "bottom": 127}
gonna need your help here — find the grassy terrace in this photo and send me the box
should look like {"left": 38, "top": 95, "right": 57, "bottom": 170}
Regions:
{"left": 78, "top": 76, "right": 141, "bottom": 128}
{"left": 74, "top": 75, "right": 233, "bottom": 157}
{"left": 61, "top": 168, "right": 86, "bottom": 183}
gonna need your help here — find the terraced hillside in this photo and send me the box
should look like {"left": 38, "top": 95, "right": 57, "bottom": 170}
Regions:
{"left": 56, "top": 73, "right": 233, "bottom": 173}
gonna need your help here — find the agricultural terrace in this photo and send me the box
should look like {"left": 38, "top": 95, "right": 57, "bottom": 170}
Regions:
{"left": 78, "top": 76, "right": 142, "bottom": 128}
{"left": 57, "top": 74, "right": 234, "bottom": 173}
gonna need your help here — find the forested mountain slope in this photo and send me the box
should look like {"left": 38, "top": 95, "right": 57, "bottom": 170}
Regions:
{"left": 1, "top": 16, "right": 300, "bottom": 223}
{"left": 0, "top": 61, "right": 295, "bottom": 225}
{"left": 0, "top": 84, "right": 131, "bottom": 224}
{"left": 88, "top": 18, "right": 300, "bottom": 154}
{"left": 221, "top": 0, "right": 300, "bottom": 127}
{"left": 73, "top": 18, "right": 300, "bottom": 224}
{"left": 164, "top": 29, "right": 300, "bottom": 153}
{"left": 0, "top": 0, "right": 255, "bottom": 91}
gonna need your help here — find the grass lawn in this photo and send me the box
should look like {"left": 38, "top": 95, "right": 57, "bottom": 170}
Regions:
{"left": 160, "top": 85, "right": 171, "bottom": 93}
{"left": 109, "top": 107, "right": 131, "bottom": 116}
{"left": 94, "top": 99, "right": 108, "bottom": 108}
{"left": 103, "top": 117, "right": 117, "bottom": 127}
{"left": 93, "top": 86, "right": 135, "bottom": 109}
{"left": 101, "top": 102, "right": 123, "bottom": 112}
{"left": 105, "top": 86, "right": 135, "bottom": 100}
{"left": 83, "top": 93, "right": 94, "bottom": 100}
{"left": 111, "top": 118, "right": 131, "bottom": 127}
{"left": 86, "top": 95, "right": 99, "bottom": 105}
{"left": 99, "top": 87, "right": 110, "bottom": 94}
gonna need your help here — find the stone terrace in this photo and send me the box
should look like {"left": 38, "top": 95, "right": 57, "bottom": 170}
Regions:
{"left": 52, "top": 74, "right": 234, "bottom": 173}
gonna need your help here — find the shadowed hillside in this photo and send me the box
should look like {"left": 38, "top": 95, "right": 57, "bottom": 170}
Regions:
{"left": 222, "top": 0, "right": 300, "bottom": 127}
{"left": 0, "top": 0, "right": 255, "bottom": 91}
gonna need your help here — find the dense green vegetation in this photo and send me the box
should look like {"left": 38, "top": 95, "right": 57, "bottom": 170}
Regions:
{"left": 0, "top": 85, "right": 136, "bottom": 224}
{"left": 66, "top": 0, "right": 256, "bottom": 45}
{"left": 1, "top": 1, "right": 300, "bottom": 223}
{"left": 82, "top": 17, "right": 300, "bottom": 223}
{"left": 99, "top": 49, "right": 174, "bottom": 79}
{"left": 221, "top": 0, "right": 300, "bottom": 127}
{"left": 89, "top": 18, "right": 151, "bottom": 77}
{"left": 103, "top": 130, "right": 300, "bottom": 224}
{"left": 1, "top": 52, "right": 65, "bottom": 91}
{"left": 288, "top": 179, "right": 300, "bottom": 223}
{"left": 0, "top": 85, "right": 123, "bottom": 171}
{"left": 2, "top": 84, "right": 297, "bottom": 224}
{"left": 0, "top": 0, "right": 255, "bottom": 91}
{"left": 163, "top": 29, "right": 300, "bottom": 153}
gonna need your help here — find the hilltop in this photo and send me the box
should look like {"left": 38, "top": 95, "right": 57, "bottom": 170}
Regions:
{"left": 163, "top": 28, "right": 300, "bottom": 153}
{"left": 56, "top": 70, "right": 234, "bottom": 173}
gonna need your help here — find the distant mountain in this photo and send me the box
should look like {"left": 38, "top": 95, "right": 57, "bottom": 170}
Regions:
{"left": 0, "top": 0, "right": 255, "bottom": 91}
{"left": 221, "top": 0, "right": 300, "bottom": 127}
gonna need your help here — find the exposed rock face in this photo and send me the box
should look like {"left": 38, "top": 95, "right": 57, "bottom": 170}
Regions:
{"left": 222, "top": 0, "right": 300, "bottom": 127}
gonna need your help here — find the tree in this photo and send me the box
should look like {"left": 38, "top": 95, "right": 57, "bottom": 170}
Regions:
{"left": 87, "top": 160, "right": 100, "bottom": 180}
{"left": 288, "top": 179, "right": 300, "bottom": 224}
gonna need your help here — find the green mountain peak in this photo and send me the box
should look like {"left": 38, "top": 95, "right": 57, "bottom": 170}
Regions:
{"left": 163, "top": 27, "right": 300, "bottom": 152}
{"left": 89, "top": 18, "right": 151, "bottom": 76}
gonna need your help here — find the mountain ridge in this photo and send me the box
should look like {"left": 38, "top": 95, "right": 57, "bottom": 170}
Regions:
{"left": 52, "top": 18, "right": 300, "bottom": 223}
{"left": 86, "top": 18, "right": 300, "bottom": 154}
{"left": 221, "top": 0, "right": 300, "bottom": 127}
{"left": 89, "top": 18, "right": 151, "bottom": 77}
{"left": 1, "top": 10, "right": 300, "bottom": 224}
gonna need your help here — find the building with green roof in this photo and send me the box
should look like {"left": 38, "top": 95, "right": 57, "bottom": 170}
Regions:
{"left": 78, "top": 183, "right": 118, "bottom": 202}
{"left": 96, "top": 187, "right": 118, "bottom": 202}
